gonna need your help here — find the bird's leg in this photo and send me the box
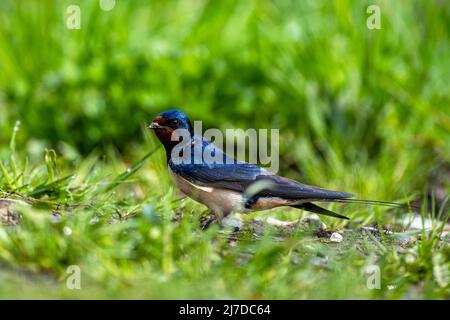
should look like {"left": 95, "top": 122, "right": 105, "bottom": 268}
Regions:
{"left": 199, "top": 210, "right": 219, "bottom": 230}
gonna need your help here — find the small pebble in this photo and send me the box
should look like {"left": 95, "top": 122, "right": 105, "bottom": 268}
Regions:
{"left": 404, "top": 253, "right": 417, "bottom": 264}
{"left": 312, "top": 256, "right": 328, "bottom": 267}
{"left": 387, "top": 285, "right": 397, "bottom": 290}
{"left": 63, "top": 226, "right": 72, "bottom": 236}
{"left": 0, "top": 199, "right": 25, "bottom": 226}
{"left": 330, "top": 232, "right": 343, "bottom": 243}
{"left": 301, "top": 214, "right": 326, "bottom": 230}
{"left": 89, "top": 216, "right": 100, "bottom": 225}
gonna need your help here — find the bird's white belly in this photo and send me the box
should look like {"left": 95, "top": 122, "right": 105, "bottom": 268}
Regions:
{"left": 168, "top": 167, "right": 244, "bottom": 217}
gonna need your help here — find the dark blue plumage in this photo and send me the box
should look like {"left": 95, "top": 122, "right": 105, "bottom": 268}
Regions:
{"left": 149, "top": 109, "right": 353, "bottom": 222}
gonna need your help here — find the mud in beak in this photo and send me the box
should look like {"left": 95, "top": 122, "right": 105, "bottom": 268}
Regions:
{"left": 148, "top": 122, "right": 167, "bottom": 129}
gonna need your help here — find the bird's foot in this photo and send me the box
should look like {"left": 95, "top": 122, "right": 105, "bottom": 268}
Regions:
{"left": 199, "top": 214, "right": 217, "bottom": 230}
{"left": 222, "top": 214, "right": 243, "bottom": 233}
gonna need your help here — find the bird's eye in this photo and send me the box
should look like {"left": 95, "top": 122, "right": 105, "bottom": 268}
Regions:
{"left": 169, "top": 119, "right": 179, "bottom": 126}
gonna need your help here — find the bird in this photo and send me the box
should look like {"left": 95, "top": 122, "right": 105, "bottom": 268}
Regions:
{"left": 148, "top": 109, "right": 405, "bottom": 228}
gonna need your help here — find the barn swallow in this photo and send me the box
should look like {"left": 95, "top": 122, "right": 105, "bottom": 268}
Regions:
{"left": 148, "top": 109, "right": 402, "bottom": 226}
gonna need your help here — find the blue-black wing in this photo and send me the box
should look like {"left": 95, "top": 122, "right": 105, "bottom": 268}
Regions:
{"left": 169, "top": 138, "right": 353, "bottom": 201}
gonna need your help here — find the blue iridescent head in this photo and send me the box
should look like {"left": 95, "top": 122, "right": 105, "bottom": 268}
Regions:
{"left": 148, "top": 109, "right": 194, "bottom": 150}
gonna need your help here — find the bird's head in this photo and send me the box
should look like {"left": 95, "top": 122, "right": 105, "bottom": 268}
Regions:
{"left": 148, "top": 109, "right": 193, "bottom": 149}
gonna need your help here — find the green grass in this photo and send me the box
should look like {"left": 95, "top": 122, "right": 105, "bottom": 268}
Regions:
{"left": 0, "top": 128, "right": 449, "bottom": 299}
{"left": 0, "top": 0, "right": 449, "bottom": 299}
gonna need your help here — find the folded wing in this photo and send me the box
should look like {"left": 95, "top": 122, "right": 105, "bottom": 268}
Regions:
{"left": 170, "top": 142, "right": 353, "bottom": 201}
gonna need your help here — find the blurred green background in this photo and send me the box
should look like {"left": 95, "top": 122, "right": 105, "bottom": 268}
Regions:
{"left": 0, "top": 0, "right": 449, "bottom": 299}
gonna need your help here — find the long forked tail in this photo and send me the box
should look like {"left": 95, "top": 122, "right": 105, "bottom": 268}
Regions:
{"left": 292, "top": 203, "right": 349, "bottom": 220}
{"left": 331, "top": 198, "right": 419, "bottom": 211}
{"left": 292, "top": 198, "right": 418, "bottom": 220}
